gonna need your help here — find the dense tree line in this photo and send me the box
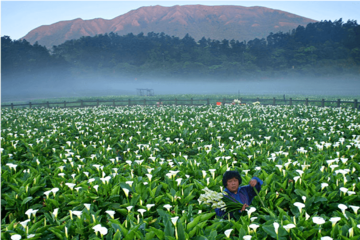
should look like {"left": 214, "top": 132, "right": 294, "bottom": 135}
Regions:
{"left": 2, "top": 19, "right": 360, "bottom": 80}
{"left": 1, "top": 36, "right": 71, "bottom": 86}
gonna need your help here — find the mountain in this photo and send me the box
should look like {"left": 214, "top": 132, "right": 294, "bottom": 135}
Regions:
{"left": 22, "top": 5, "right": 317, "bottom": 48}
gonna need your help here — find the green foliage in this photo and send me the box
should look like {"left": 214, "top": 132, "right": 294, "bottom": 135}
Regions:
{"left": 1, "top": 36, "right": 70, "bottom": 79}
{"left": 1, "top": 104, "right": 360, "bottom": 239}
{"left": 2, "top": 19, "right": 360, "bottom": 80}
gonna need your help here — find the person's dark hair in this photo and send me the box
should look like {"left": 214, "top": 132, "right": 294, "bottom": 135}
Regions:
{"left": 222, "top": 171, "right": 242, "bottom": 188}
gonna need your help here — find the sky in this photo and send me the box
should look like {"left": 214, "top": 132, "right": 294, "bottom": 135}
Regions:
{"left": 1, "top": 1, "right": 360, "bottom": 40}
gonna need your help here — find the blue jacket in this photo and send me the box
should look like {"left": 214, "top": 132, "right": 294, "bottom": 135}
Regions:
{"left": 215, "top": 176, "right": 263, "bottom": 217}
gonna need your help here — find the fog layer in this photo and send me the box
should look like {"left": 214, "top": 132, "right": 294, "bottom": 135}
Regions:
{"left": 2, "top": 75, "right": 360, "bottom": 103}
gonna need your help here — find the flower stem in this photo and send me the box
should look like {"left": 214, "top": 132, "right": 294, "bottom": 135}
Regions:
{"left": 253, "top": 187, "right": 265, "bottom": 208}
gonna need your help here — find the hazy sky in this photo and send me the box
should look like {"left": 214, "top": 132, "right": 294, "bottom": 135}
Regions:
{"left": 1, "top": 1, "right": 360, "bottom": 40}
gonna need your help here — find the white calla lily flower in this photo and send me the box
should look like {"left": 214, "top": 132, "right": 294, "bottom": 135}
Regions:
{"left": 163, "top": 204, "right": 172, "bottom": 211}
{"left": 294, "top": 202, "right": 305, "bottom": 213}
{"left": 283, "top": 223, "right": 296, "bottom": 232}
{"left": 105, "top": 210, "right": 115, "bottom": 219}
{"left": 11, "top": 234, "right": 22, "bottom": 240}
{"left": 224, "top": 229, "right": 233, "bottom": 238}
{"left": 137, "top": 209, "right": 147, "bottom": 217}
{"left": 273, "top": 222, "right": 279, "bottom": 235}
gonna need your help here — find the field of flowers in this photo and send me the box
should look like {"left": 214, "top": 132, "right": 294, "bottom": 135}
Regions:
{"left": 1, "top": 104, "right": 360, "bottom": 240}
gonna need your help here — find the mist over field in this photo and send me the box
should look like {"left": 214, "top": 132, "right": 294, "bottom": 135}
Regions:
{"left": 2, "top": 74, "right": 360, "bottom": 103}
{"left": 3, "top": 18, "right": 360, "bottom": 104}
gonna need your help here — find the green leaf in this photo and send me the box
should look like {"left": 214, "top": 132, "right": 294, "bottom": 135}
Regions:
{"left": 327, "top": 191, "right": 339, "bottom": 201}
{"left": 187, "top": 215, "right": 200, "bottom": 231}
{"left": 200, "top": 212, "right": 216, "bottom": 221}
{"left": 164, "top": 216, "right": 174, "bottom": 237}
{"left": 351, "top": 162, "right": 360, "bottom": 173}
{"left": 30, "top": 186, "right": 44, "bottom": 195}
{"left": 145, "top": 231, "right": 156, "bottom": 240}
{"left": 7, "top": 184, "right": 21, "bottom": 193}
{"left": 123, "top": 225, "right": 141, "bottom": 240}
{"left": 43, "top": 212, "right": 55, "bottom": 225}
{"left": 5, "top": 219, "right": 17, "bottom": 230}
{"left": 264, "top": 172, "right": 275, "bottom": 185}
{"left": 160, "top": 182, "right": 168, "bottom": 190}
{"left": 192, "top": 236, "right": 207, "bottom": 240}
{"left": 294, "top": 189, "right": 307, "bottom": 198}
{"left": 58, "top": 215, "right": 70, "bottom": 222}
{"left": 47, "top": 199, "right": 59, "bottom": 208}
{"left": 111, "top": 185, "right": 120, "bottom": 196}
{"left": 207, "top": 229, "right": 217, "bottom": 240}
{"left": 302, "top": 228, "right": 318, "bottom": 238}
{"left": 238, "top": 227, "right": 247, "bottom": 240}
{"left": 109, "top": 195, "right": 120, "bottom": 200}
{"left": 115, "top": 209, "right": 128, "bottom": 216}
{"left": 149, "top": 187, "right": 156, "bottom": 198}
{"left": 184, "top": 193, "right": 195, "bottom": 202}
{"left": 36, "top": 225, "right": 52, "bottom": 234}
{"left": 67, "top": 201, "right": 80, "bottom": 205}
{"left": 170, "top": 188, "right": 176, "bottom": 197}
{"left": 155, "top": 194, "right": 165, "bottom": 203}
{"left": 189, "top": 226, "right": 199, "bottom": 238}
{"left": 106, "top": 228, "right": 114, "bottom": 240}
{"left": 110, "top": 203, "right": 121, "bottom": 209}
{"left": 177, "top": 222, "right": 186, "bottom": 240}
{"left": 148, "top": 227, "right": 165, "bottom": 240}
{"left": 262, "top": 225, "right": 277, "bottom": 239}
{"left": 21, "top": 196, "right": 33, "bottom": 205}
{"left": 99, "top": 201, "right": 112, "bottom": 208}
{"left": 275, "top": 197, "right": 284, "bottom": 207}
{"left": 109, "top": 219, "right": 127, "bottom": 235}
{"left": 48, "top": 226, "right": 65, "bottom": 239}
{"left": 314, "top": 196, "right": 327, "bottom": 203}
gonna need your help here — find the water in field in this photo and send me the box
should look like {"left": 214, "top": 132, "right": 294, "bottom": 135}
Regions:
{"left": 2, "top": 76, "right": 360, "bottom": 102}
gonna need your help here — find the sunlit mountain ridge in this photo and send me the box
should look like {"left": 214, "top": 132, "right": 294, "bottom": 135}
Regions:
{"left": 22, "top": 4, "right": 316, "bottom": 48}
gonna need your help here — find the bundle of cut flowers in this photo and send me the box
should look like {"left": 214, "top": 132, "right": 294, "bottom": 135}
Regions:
{"left": 199, "top": 187, "right": 226, "bottom": 209}
{"left": 199, "top": 187, "right": 244, "bottom": 214}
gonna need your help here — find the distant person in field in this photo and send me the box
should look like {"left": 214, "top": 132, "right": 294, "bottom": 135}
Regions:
{"left": 215, "top": 171, "right": 263, "bottom": 218}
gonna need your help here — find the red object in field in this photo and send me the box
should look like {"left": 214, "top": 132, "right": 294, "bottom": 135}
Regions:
{"left": 216, "top": 102, "right": 222, "bottom": 106}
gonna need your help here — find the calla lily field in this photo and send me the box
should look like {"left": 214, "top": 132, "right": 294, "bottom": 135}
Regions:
{"left": 1, "top": 103, "right": 360, "bottom": 239}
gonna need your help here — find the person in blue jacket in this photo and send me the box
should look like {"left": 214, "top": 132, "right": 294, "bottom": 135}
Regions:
{"left": 215, "top": 170, "right": 263, "bottom": 217}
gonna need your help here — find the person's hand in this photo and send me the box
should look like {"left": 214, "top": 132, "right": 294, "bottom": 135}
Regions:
{"left": 241, "top": 203, "right": 249, "bottom": 212}
{"left": 249, "top": 179, "right": 258, "bottom": 187}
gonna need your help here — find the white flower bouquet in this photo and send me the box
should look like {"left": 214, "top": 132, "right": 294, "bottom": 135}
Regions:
{"left": 199, "top": 187, "right": 244, "bottom": 214}
{"left": 199, "top": 187, "right": 226, "bottom": 209}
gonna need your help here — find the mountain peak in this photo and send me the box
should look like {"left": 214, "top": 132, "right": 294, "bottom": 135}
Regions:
{"left": 22, "top": 5, "right": 317, "bottom": 48}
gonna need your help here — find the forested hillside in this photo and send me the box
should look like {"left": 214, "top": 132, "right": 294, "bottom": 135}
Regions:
{"left": 1, "top": 36, "right": 70, "bottom": 81}
{"left": 2, "top": 19, "right": 360, "bottom": 80}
